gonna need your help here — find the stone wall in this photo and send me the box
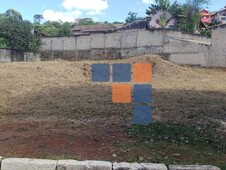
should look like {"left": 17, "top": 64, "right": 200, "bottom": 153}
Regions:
{"left": 0, "top": 48, "right": 40, "bottom": 63}
{"left": 0, "top": 157, "right": 220, "bottom": 170}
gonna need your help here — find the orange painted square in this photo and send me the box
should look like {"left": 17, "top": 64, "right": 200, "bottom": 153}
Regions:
{"left": 112, "top": 84, "right": 131, "bottom": 103}
{"left": 133, "top": 64, "right": 152, "bottom": 83}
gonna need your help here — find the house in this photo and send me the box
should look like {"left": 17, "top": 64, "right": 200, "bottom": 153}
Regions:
{"left": 200, "top": 9, "right": 212, "bottom": 25}
{"left": 211, "top": 6, "right": 226, "bottom": 24}
{"left": 71, "top": 24, "right": 117, "bottom": 35}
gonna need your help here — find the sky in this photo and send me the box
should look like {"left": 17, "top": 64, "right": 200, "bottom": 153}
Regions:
{"left": 0, "top": 0, "right": 225, "bottom": 23}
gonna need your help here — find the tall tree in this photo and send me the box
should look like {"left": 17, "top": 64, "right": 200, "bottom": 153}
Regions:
{"left": 33, "top": 14, "right": 44, "bottom": 24}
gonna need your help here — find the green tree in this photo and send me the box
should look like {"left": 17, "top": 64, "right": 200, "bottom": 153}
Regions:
{"left": 0, "top": 9, "right": 42, "bottom": 52}
{"left": 78, "top": 19, "right": 95, "bottom": 25}
{"left": 112, "top": 21, "right": 124, "bottom": 24}
{"left": 125, "top": 12, "right": 144, "bottom": 23}
{"left": 179, "top": 0, "right": 210, "bottom": 33}
{"left": 0, "top": 37, "right": 7, "bottom": 48}
{"left": 33, "top": 14, "right": 44, "bottom": 24}
{"left": 58, "top": 22, "right": 72, "bottom": 36}
{"left": 5, "top": 9, "right": 23, "bottom": 21}
{"left": 35, "top": 21, "right": 73, "bottom": 36}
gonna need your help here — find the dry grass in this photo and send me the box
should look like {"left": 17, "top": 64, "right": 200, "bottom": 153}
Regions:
{"left": 0, "top": 55, "right": 226, "bottom": 159}
{"left": 0, "top": 55, "right": 225, "bottom": 121}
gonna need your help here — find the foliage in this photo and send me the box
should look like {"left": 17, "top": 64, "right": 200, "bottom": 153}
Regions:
{"left": 35, "top": 21, "right": 73, "bottom": 36}
{"left": 33, "top": 14, "right": 44, "bottom": 24}
{"left": 79, "top": 20, "right": 95, "bottom": 25}
{"left": 5, "top": 9, "right": 23, "bottom": 21}
{"left": 125, "top": 122, "right": 226, "bottom": 151}
{"left": 125, "top": 12, "right": 144, "bottom": 23}
{"left": 146, "top": 0, "right": 184, "bottom": 29}
{"left": 146, "top": 0, "right": 211, "bottom": 33}
{"left": 0, "top": 37, "right": 7, "bottom": 48}
{"left": 0, "top": 9, "right": 42, "bottom": 52}
{"left": 146, "top": 0, "right": 171, "bottom": 15}
{"left": 178, "top": 0, "right": 211, "bottom": 33}
{"left": 112, "top": 21, "right": 124, "bottom": 24}
{"left": 200, "top": 29, "right": 212, "bottom": 37}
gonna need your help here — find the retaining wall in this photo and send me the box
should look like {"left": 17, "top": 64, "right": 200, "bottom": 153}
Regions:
{"left": 0, "top": 157, "right": 221, "bottom": 170}
{"left": 0, "top": 49, "right": 40, "bottom": 63}
{"left": 40, "top": 29, "right": 213, "bottom": 67}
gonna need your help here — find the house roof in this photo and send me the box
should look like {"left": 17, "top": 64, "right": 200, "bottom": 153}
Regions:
{"left": 112, "top": 24, "right": 124, "bottom": 29}
{"left": 218, "top": 6, "right": 226, "bottom": 12}
{"left": 207, "top": 22, "right": 226, "bottom": 29}
{"left": 201, "top": 9, "right": 209, "bottom": 14}
{"left": 118, "top": 20, "right": 147, "bottom": 30}
{"left": 72, "top": 24, "right": 116, "bottom": 32}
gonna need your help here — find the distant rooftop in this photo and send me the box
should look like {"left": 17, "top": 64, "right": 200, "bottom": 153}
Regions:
{"left": 72, "top": 24, "right": 116, "bottom": 32}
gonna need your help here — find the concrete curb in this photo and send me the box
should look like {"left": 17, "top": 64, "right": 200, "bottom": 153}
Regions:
{"left": 0, "top": 157, "right": 222, "bottom": 170}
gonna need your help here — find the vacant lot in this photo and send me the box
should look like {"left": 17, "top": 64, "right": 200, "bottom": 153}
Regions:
{"left": 0, "top": 55, "right": 226, "bottom": 166}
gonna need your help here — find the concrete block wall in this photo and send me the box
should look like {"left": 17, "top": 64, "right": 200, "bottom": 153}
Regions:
{"left": 0, "top": 49, "right": 11, "bottom": 62}
{"left": 0, "top": 49, "right": 40, "bottom": 63}
{"left": 40, "top": 29, "right": 226, "bottom": 67}
{"left": 40, "top": 30, "right": 166, "bottom": 61}
{"left": 0, "top": 158, "right": 221, "bottom": 170}
{"left": 209, "top": 25, "right": 226, "bottom": 67}
{"left": 165, "top": 30, "right": 211, "bottom": 44}
{"left": 165, "top": 38, "right": 210, "bottom": 66}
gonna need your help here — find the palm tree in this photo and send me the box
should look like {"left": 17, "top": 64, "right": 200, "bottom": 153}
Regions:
{"left": 146, "top": 0, "right": 183, "bottom": 29}
{"left": 146, "top": 0, "right": 170, "bottom": 15}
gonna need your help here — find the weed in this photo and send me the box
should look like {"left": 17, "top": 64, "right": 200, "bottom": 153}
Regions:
{"left": 125, "top": 122, "right": 226, "bottom": 151}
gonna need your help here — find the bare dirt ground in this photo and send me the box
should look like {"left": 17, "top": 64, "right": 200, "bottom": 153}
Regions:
{"left": 0, "top": 55, "right": 226, "bottom": 161}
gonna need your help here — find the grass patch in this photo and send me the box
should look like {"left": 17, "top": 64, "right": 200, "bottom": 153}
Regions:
{"left": 125, "top": 122, "right": 226, "bottom": 151}
{"left": 119, "top": 122, "right": 226, "bottom": 167}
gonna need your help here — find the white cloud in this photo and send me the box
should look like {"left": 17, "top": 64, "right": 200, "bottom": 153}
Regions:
{"left": 142, "top": 0, "right": 154, "bottom": 4}
{"left": 92, "top": 17, "right": 99, "bottom": 22}
{"left": 43, "top": 9, "right": 82, "bottom": 22}
{"left": 42, "top": 0, "right": 108, "bottom": 22}
{"left": 86, "top": 10, "right": 104, "bottom": 15}
{"left": 62, "top": 0, "right": 108, "bottom": 13}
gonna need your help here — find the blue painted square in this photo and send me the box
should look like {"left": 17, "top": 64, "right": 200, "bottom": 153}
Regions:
{"left": 133, "top": 105, "right": 152, "bottom": 125}
{"left": 112, "top": 64, "right": 131, "bottom": 82}
{"left": 92, "top": 64, "right": 110, "bottom": 82}
{"left": 133, "top": 84, "right": 152, "bottom": 103}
